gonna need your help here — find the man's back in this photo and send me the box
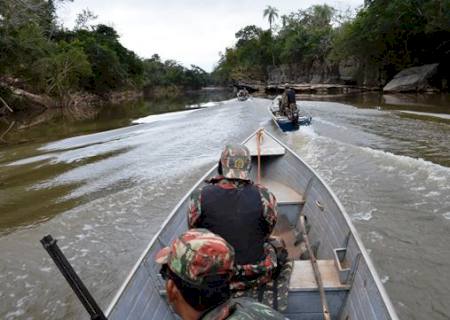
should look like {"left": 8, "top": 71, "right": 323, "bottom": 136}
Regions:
{"left": 197, "top": 182, "right": 266, "bottom": 265}
{"left": 286, "top": 88, "right": 296, "bottom": 104}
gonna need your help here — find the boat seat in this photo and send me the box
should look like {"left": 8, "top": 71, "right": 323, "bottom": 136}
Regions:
{"left": 260, "top": 179, "right": 304, "bottom": 205}
{"left": 245, "top": 134, "right": 285, "bottom": 156}
{"left": 285, "top": 260, "right": 350, "bottom": 319}
{"left": 289, "top": 260, "right": 350, "bottom": 292}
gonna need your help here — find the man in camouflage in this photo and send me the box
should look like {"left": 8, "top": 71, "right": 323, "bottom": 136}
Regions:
{"left": 155, "top": 228, "right": 286, "bottom": 320}
{"left": 281, "top": 84, "right": 298, "bottom": 120}
{"left": 188, "top": 144, "right": 278, "bottom": 291}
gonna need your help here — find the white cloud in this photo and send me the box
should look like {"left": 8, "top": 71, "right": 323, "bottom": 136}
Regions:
{"left": 58, "top": 0, "right": 363, "bottom": 72}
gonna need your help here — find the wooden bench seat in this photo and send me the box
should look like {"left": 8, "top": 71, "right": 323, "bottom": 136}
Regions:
{"left": 289, "top": 260, "right": 350, "bottom": 292}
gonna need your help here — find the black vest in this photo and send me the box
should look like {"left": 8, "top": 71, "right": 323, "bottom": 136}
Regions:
{"left": 198, "top": 183, "right": 267, "bottom": 265}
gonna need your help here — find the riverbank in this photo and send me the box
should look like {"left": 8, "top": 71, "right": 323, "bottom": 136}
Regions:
{"left": 235, "top": 62, "right": 448, "bottom": 95}
{"left": 0, "top": 78, "right": 144, "bottom": 116}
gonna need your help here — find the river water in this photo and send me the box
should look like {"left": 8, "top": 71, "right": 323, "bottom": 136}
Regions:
{"left": 0, "top": 90, "right": 449, "bottom": 319}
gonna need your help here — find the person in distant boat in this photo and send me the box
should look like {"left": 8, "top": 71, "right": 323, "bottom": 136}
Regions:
{"left": 281, "top": 84, "right": 298, "bottom": 120}
{"left": 237, "top": 87, "right": 249, "bottom": 100}
{"left": 188, "top": 144, "right": 278, "bottom": 291}
{"left": 155, "top": 228, "right": 286, "bottom": 320}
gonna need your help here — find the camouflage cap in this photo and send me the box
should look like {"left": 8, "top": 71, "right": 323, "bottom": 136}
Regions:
{"left": 220, "top": 144, "right": 251, "bottom": 180}
{"left": 155, "top": 228, "right": 235, "bottom": 286}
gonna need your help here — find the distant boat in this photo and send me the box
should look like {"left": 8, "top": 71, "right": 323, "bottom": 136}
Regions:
{"left": 105, "top": 129, "right": 399, "bottom": 320}
{"left": 237, "top": 89, "right": 249, "bottom": 101}
{"left": 270, "top": 96, "right": 312, "bottom": 131}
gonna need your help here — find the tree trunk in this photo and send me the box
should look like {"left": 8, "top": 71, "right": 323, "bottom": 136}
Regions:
{"left": 0, "top": 81, "right": 55, "bottom": 108}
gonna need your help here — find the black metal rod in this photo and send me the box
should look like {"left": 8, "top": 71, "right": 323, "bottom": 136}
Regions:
{"left": 41, "top": 235, "right": 107, "bottom": 320}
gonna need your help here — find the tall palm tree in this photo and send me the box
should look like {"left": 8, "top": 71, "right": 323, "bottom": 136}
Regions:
{"left": 263, "top": 5, "right": 279, "bottom": 66}
{"left": 263, "top": 5, "right": 279, "bottom": 32}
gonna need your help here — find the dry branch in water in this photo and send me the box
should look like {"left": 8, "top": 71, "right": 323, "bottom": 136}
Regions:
{"left": 0, "top": 96, "right": 14, "bottom": 113}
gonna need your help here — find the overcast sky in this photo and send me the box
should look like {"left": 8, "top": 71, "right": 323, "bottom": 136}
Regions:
{"left": 58, "top": 1, "right": 363, "bottom": 72}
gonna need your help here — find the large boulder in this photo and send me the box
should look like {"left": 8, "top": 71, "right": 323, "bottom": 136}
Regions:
{"left": 383, "top": 63, "right": 439, "bottom": 92}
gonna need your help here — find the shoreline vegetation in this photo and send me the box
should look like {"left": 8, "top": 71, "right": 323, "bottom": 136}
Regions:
{"left": 1, "top": 0, "right": 449, "bottom": 117}
{"left": 0, "top": 0, "right": 210, "bottom": 115}
{"left": 212, "top": 1, "right": 449, "bottom": 95}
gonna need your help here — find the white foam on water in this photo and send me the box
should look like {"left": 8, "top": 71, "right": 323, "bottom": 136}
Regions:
{"left": 82, "top": 224, "right": 93, "bottom": 231}
{"left": 314, "top": 117, "right": 348, "bottom": 130}
{"left": 133, "top": 109, "right": 199, "bottom": 124}
{"left": 6, "top": 154, "right": 55, "bottom": 167}
{"left": 186, "top": 101, "right": 219, "bottom": 109}
{"left": 39, "top": 267, "right": 51, "bottom": 273}
{"left": 201, "top": 101, "right": 217, "bottom": 107}
{"left": 360, "top": 146, "right": 450, "bottom": 179}
{"left": 298, "top": 125, "right": 317, "bottom": 138}
{"left": 5, "top": 309, "right": 25, "bottom": 319}
{"left": 380, "top": 165, "right": 396, "bottom": 173}
{"left": 14, "top": 274, "right": 28, "bottom": 281}
{"left": 443, "top": 213, "right": 450, "bottom": 220}
{"left": 381, "top": 275, "right": 390, "bottom": 284}
{"left": 398, "top": 110, "right": 450, "bottom": 120}
{"left": 352, "top": 210, "right": 374, "bottom": 221}
{"left": 368, "top": 231, "right": 384, "bottom": 243}
{"left": 75, "top": 233, "right": 87, "bottom": 240}
{"left": 424, "top": 191, "right": 441, "bottom": 197}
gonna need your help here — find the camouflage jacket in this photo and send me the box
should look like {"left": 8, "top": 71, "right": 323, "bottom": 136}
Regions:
{"left": 188, "top": 176, "right": 278, "bottom": 290}
{"left": 201, "top": 297, "right": 287, "bottom": 320}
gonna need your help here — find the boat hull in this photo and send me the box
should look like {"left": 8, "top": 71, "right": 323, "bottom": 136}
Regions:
{"left": 269, "top": 102, "right": 312, "bottom": 132}
{"left": 106, "top": 130, "right": 398, "bottom": 320}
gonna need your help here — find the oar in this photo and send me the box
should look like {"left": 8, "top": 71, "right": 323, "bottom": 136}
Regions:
{"left": 299, "top": 212, "right": 331, "bottom": 320}
{"left": 41, "top": 235, "right": 108, "bottom": 320}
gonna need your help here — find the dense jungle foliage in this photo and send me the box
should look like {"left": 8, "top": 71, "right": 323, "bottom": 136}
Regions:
{"left": 212, "top": 0, "right": 450, "bottom": 85}
{"left": 0, "top": 0, "right": 208, "bottom": 106}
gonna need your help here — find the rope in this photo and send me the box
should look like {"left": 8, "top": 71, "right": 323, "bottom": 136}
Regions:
{"left": 256, "top": 128, "right": 264, "bottom": 184}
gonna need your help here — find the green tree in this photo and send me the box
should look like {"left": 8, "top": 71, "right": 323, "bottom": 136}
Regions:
{"left": 34, "top": 41, "right": 92, "bottom": 100}
{"left": 263, "top": 5, "right": 279, "bottom": 32}
{"left": 332, "top": 0, "right": 450, "bottom": 79}
{"left": 263, "top": 5, "right": 279, "bottom": 65}
{"left": 74, "top": 9, "right": 98, "bottom": 30}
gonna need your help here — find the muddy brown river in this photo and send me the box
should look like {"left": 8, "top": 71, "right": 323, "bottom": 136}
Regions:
{"left": 0, "top": 91, "right": 449, "bottom": 319}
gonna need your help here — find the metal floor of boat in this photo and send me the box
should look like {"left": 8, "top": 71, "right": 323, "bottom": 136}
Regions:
{"left": 260, "top": 179, "right": 304, "bottom": 204}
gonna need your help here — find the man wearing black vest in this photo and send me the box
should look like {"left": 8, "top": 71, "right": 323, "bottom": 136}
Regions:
{"left": 188, "top": 144, "right": 278, "bottom": 291}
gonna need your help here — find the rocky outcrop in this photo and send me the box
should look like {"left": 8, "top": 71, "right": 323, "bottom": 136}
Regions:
{"left": 267, "top": 61, "right": 340, "bottom": 85}
{"left": 383, "top": 63, "right": 440, "bottom": 92}
{"left": 266, "top": 58, "right": 385, "bottom": 90}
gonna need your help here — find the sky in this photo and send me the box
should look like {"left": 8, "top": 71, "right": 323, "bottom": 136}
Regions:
{"left": 58, "top": 0, "right": 364, "bottom": 72}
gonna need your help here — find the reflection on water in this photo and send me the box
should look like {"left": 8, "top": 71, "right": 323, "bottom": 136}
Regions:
{"left": 0, "top": 89, "right": 234, "bottom": 233}
{"left": 0, "top": 91, "right": 449, "bottom": 320}
{"left": 0, "top": 88, "right": 234, "bottom": 146}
